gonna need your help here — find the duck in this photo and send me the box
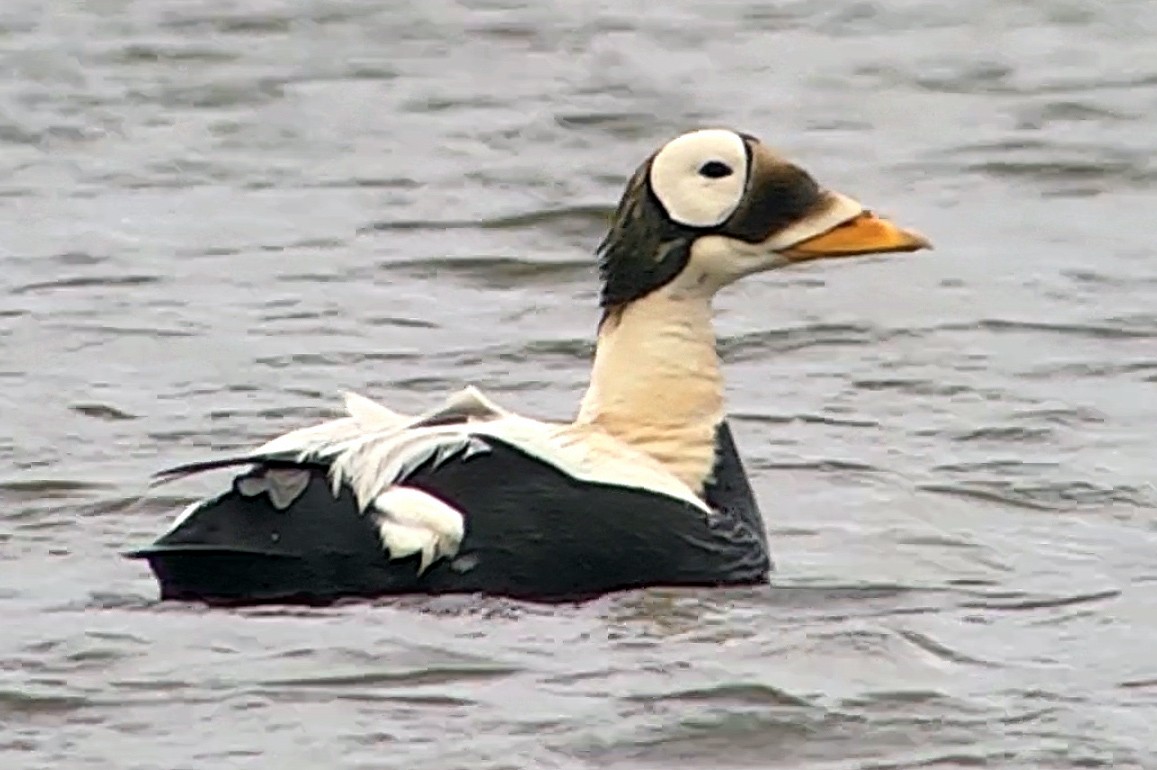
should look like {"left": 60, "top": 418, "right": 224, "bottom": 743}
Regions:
{"left": 128, "top": 128, "right": 930, "bottom": 604}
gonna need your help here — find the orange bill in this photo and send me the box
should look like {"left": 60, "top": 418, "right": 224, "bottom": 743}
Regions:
{"left": 778, "top": 212, "right": 932, "bottom": 262}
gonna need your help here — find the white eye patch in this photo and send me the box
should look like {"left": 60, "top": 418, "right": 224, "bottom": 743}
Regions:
{"left": 648, "top": 129, "right": 749, "bottom": 228}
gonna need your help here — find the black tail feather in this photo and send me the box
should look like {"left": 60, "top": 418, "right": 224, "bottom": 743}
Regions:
{"left": 151, "top": 453, "right": 328, "bottom": 484}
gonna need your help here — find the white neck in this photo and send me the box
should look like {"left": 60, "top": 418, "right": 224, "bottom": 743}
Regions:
{"left": 575, "top": 285, "right": 723, "bottom": 491}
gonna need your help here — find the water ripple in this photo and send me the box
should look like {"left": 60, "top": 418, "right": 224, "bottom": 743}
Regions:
{"left": 362, "top": 204, "right": 612, "bottom": 234}
{"left": 260, "top": 665, "right": 520, "bottom": 689}
{"left": 9, "top": 275, "right": 162, "bottom": 295}
{"left": 920, "top": 481, "right": 1154, "bottom": 512}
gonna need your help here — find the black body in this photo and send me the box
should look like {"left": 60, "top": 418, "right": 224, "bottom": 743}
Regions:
{"left": 128, "top": 422, "right": 771, "bottom": 604}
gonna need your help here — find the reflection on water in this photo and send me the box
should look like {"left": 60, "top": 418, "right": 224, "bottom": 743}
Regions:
{"left": 2, "top": 0, "right": 1156, "bottom": 767}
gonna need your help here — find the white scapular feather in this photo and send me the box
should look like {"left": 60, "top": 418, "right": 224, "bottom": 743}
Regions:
{"left": 373, "top": 486, "right": 465, "bottom": 573}
{"left": 327, "top": 428, "right": 492, "bottom": 511}
{"left": 342, "top": 390, "right": 407, "bottom": 425}
{"left": 251, "top": 392, "right": 412, "bottom": 458}
{"left": 224, "top": 386, "right": 709, "bottom": 571}
{"left": 296, "top": 387, "right": 707, "bottom": 512}
{"left": 326, "top": 412, "right": 709, "bottom": 514}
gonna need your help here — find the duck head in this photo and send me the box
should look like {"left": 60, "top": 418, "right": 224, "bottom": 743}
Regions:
{"left": 598, "top": 128, "right": 931, "bottom": 307}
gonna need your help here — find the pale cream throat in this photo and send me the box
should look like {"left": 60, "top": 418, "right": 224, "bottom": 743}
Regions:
{"left": 574, "top": 287, "right": 723, "bottom": 490}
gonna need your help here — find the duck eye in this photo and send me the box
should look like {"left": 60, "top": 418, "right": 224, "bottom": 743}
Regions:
{"left": 698, "top": 160, "right": 733, "bottom": 179}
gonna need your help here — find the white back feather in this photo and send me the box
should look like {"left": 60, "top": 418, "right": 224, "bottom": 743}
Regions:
{"left": 200, "top": 387, "right": 710, "bottom": 572}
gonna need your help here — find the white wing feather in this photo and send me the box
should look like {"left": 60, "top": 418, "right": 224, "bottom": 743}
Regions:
{"left": 205, "top": 386, "right": 708, "bottom": 572}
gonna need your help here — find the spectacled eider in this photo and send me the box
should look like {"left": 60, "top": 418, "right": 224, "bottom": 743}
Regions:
{"left": 129, "top": 128, "right": 930, "bottom": 604}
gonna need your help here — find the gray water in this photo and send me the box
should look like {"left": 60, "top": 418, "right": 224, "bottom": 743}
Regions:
{"left": 2, "top": 1, "right": 1156, "bottom": 767}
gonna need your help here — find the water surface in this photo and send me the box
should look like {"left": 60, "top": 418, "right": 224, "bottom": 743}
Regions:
{"left": 2, "top": 0, "right": 1156, "bottom": 767}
